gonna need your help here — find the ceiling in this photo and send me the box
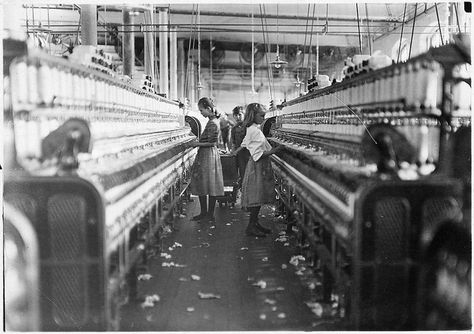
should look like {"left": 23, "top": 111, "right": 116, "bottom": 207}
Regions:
{"left": 20, "top": 3, "right": 425, "bottom": 47}
{"left": 11, "top": 2, "right": 459, "bottom": 108}
{"left": 161, "top": 3, "right": 413, "bottom": 46}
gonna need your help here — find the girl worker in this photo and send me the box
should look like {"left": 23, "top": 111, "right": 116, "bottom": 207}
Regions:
{"left": 238, "top": 103, "right": 281, "bottom": 237}
{"left": 188, "top": 97, "right": 224, "bottom": 222}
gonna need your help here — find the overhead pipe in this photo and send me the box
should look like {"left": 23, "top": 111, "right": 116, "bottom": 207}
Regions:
{"left": 162, "top": 9, "right": 404, "bottom": 23}
{"left": 38, "top": 27, "right": 384, "bottom": 36}
{"left": 80, "top": 5, "right": 97, "bottom": 46}
{"left": 27, "top": 4, "right": 405, "bottom": 23}
{"left": 35, "top": 22, "right": 425, "bottom": 29}
{"left": 374, "top": 4, "right": 436, "bottom": 41}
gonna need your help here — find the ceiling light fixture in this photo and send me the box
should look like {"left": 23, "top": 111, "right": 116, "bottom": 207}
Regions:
{"left": 293, "top": 75, "right": 304, "bottom": 88}
{"left": 270, "top": 4, "right": 287, "bottom": 69}
{"left": 271, "top": 54, "right": 287, "bottom": 69}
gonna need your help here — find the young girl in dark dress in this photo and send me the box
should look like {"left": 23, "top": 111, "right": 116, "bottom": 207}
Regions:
{"left": 188, "top": 97, "right": 224, "bottom": 222}
{"left": 237, "top": 103, "right": 281, "bottom": 237}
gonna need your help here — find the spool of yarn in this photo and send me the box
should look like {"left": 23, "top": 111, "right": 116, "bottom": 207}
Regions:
{"left": 368, "top": 51, "right": 392, "bottom": 71}
{"left": 315, "top": 74, "right": 331, "bottom": 88}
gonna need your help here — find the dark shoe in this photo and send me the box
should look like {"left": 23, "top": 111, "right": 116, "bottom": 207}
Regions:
{"left": 192, "top": 212, "right": 208, "bottom": 221}
{"left": 245, "top": 226, "right": 266, "bottom": 237}
{"left": 256, "top": 223, "right": 271, "bottom": 234}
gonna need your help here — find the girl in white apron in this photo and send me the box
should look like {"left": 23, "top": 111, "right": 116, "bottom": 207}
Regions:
{"left": 237, "top": 103, "right": 281, "bottom": 237}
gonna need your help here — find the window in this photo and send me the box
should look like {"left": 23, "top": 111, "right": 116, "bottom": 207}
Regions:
{"left": 392, "top": 39, "right": 409, "bottom": 62}
{"left": 422, "top": 23, "right": 445, "bottom": 52}
{"left": 427, "top": 29, "right": 443, "bottom": 48}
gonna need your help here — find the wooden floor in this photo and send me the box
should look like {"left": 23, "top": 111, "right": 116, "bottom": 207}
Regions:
{"left": 120, "top": 195, "right": 345, "bottom": 331}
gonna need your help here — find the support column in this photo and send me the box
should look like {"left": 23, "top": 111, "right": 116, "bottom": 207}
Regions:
{"left": 80, "top": 5, "right": 97, "bottom": 46}
{"left": 188, "top": 54, "right": 196, "bottom": 107}
{"left": 177, "top": 39, "right": 186, "bottom": 101}
{"left": 169, "top": 26, "right": 178, "bottom": 100}
{"left": 3, "top": 3, "right": 26, "bottom": 40}
{"left": 158, "top": 8, "right": 169, "bottom": 97}
{"left": 122, "top": 9, "right": 135, "bottom": 77}
{"left": 441, "top": 3, "right": 450, "bottom": 44}
{"left": 143, "top": 6, "right": 155, "bottom": 82}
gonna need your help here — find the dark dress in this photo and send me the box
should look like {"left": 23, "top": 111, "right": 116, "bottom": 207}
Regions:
{"left": 189, "top": 118, "right": 224, "bottom": 196}
{"left": 231, "top": 122, "right": 250, "bottom": 184}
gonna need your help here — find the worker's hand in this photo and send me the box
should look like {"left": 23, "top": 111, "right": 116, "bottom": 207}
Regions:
{"left": 232, "top": 147, "right": 243, "bottom": 155}
{"left": 186, "top": 141, "right": 197, "bottom": 148}
{"left": 270, "top": 145, "right": 283, "bottom": 155}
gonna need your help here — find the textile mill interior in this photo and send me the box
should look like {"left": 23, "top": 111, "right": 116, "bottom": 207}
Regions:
{"left": 2, "top": 2, "right": 472, "bottom": 331}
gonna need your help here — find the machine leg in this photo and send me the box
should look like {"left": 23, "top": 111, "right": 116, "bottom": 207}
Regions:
{"left": 127, "top": 265, "right": 138, "bottom": 301}
{"left": 107, "top": 289, "right": 121, "bottom": 331}
{"left": 322, "top": 265, "right": 333, "bottom": 303}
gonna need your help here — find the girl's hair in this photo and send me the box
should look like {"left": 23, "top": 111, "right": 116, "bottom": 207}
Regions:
{"left": 243, "top": 103, "right": 266, "bottom": 127}
{"left": 198, "top": 97, "right": 220, "bottom": 118}
{"left": 232, "top": 105, "right": 244, "bottom": 116}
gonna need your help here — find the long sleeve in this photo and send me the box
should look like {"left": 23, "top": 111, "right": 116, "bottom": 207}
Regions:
{"left": 199, "top": 119, "right": 220, "bottom": 144}
{"left": 230, "top": 127, "right": 236, "bottom": 147}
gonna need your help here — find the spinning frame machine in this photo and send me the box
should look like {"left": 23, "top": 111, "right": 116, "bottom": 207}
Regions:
{"left": 3, "top": 39, "right": 200, "bottom": 330}
{"left": 264, "top": 40, "right": 471, "bottom": 330}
